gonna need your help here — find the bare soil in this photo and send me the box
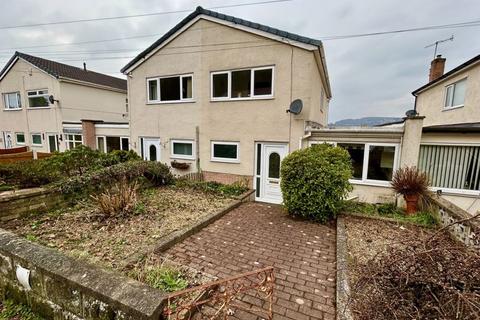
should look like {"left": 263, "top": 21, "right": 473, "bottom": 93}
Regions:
{"left": 4, "top": 186, "right": 232, "bottom": 270}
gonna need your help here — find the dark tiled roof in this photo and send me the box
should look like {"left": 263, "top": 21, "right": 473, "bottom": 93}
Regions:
{"left": 1, "top": 52, "right": 127, "bottom": 91}
{"left": 121, "top": 6, "right": 322, "bottom": 73}
{"left": 423, "top": 122, "right": 480, "bottom": 133}
{"left": 412, "top": 54, "right": 480, "bottom": 95}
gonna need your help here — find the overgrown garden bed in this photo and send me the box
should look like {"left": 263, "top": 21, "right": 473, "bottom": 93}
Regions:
{"left": 0, "top": 146, "right": 249, "bottom": 295}
{"left": 342, "top": 214, "right": 480, "bottom": 319}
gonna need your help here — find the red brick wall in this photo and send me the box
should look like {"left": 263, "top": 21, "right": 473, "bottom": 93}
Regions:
{"left": 203, "top": 171, "right": 253, "bottom": 188}
{"left": 81, "top": 120, "right": 96, "bottom": 149}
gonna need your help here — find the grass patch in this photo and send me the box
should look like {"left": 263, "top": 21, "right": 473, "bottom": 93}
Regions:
{"left": 129, "top": 265, "right": 188, "bottom": 292}
{"left": 0, "top": 299, "right": 44, "bottom": 320}
{"left": 341, "top": 201, "right": 438, "bottom": 227}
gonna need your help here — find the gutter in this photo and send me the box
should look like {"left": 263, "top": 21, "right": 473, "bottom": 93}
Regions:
{"left": 299, "top": 131, "right": 312, "bottom": 149}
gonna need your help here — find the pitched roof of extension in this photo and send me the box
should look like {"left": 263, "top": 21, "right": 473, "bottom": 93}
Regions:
{"left": 412, "top": 54, "right": 480, "bottom": 96}
{"left": 0, "top": 52, "right": 127, "bottom": 91}
{"left": 121, "top": 6, "right": 324, "bottom": 73}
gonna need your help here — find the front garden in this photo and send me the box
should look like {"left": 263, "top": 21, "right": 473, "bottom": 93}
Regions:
{"left": 0, "top": 146, "right": 249, "bottom": 296}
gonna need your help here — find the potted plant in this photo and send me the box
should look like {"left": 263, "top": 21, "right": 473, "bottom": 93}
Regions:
{"left": 391, "top": 166, "right": 429, "bottom": 215}
{"left": 170, "top": 160, "right": 190, "bottom": 170}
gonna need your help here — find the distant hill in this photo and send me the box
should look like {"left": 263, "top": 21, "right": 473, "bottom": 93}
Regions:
{"left": 331, "top": 117, "right": 403, "bottom": 127}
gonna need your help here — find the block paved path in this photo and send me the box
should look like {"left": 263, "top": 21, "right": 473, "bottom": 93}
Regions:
{"left": 161, "top": 202, "right": 336, "bottom": 320}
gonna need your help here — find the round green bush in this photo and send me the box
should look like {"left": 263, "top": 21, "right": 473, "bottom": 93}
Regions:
{"left": 280, "top": 144, "right": 353, "bottom": 223}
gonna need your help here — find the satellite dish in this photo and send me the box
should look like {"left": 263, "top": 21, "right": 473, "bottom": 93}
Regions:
{"left": 48, "top": 95, "right": 56, "bottom": 104}
{"left": 287, "top": 99, "right": 303, "bottom": 115}
{"left": 405, "top": 109, "right": 418, "bottom": 117}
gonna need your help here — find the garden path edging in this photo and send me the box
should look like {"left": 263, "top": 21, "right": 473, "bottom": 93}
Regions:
{"left": 336, "top": 215, "right": 354, "bottom": 320}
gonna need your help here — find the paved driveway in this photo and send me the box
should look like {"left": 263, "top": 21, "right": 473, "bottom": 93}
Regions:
{"left": 162, "top": 202, "right": 336, "bottom": 320}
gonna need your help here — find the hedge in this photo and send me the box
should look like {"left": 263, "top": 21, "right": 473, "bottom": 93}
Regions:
{"left": 280, "top": 144, "right": 353, "bottom": 223}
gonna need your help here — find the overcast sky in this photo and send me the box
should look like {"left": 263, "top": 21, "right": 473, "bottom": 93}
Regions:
{"left": 0, "top": 0, "right": 479, "bottom": 122}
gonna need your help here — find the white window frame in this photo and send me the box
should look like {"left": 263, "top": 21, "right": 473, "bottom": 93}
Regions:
{"left": 211, "top": 141, "right": 240, "bottom": 163}
{"left": 3, "top": 92, "right": 22, "bottom": 110}
{"left": 146, "top": 73, "right": 194, "bottom": 104}
{"left": 170, "top": 139, "right": 195, "bottom": 160}
{"left": 322, "top": 141, "right": 400, "bottom": 186}
{"left": 15, "top": 132, "right": 25, "bottom": 145}
{"left": 210, "top": 66, "right": 275, "bottom": 101}
{"left": 31, "top": 133, "right": 43, "bottom": 146}
{"left": 443, "top": 78, "right": 467, "bottom": 110}
{"left": 96, "top": 135, "right": 130, "bottom": 153}
{"left": 66, "top": 134, "right": 83, "bottom": 149}
{"left": 27, "top": 89, "right": 50, "bottom": 109}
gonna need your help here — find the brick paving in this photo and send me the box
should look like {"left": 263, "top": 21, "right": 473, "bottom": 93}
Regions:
{"left": 161, "top": 202, "right": 336, "bottom": 319}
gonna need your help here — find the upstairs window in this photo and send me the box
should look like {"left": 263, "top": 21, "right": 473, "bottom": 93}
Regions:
{"left": 444, "top": 78, "right": 467, "bottom": 109}
{"left": 28, "top": 89, "right": 49, "bottom": 108}
{"left": 211, "top": 66, "right": 274, "bottom": 100}
{"left": 147, "top": 74, "right": 193, "bottom": 103}
{"left": 3, "top": 92, "right": 21, "bottom": 109}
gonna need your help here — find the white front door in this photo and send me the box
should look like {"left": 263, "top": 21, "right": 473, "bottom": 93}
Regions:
{"left": 255, "top": 143, "right": 288, "bottom": 204}
{"left": 3, "top": 132, "right": 12, "bottom": 149}
{"left": 143, "top": 138, "right": 161, "bottom": 161}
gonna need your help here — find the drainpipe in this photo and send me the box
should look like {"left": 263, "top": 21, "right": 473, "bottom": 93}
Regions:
{"left": 298, "top": 131, "right": 311, "bottom": 149}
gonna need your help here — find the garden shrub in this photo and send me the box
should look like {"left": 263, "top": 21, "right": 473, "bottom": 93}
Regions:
{"left": 91, "top": 178, "right": 139, "bottom": 217}
{"left": 175, "top": 179, "right": 249, "bottom": 197}
{"left": 0, "top": 146, "right": 142, "bottom": 189}
{"left": 0, "top": 160, "right": 60, "bottom": 188}
{"left": 281, "top": 144, "right": 353, "bottom": 223}
{"left": 58, "top": 160, "right": 174, "bottom": 195}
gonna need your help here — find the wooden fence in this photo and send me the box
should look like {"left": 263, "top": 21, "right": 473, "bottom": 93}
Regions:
{"left": 0, "top": 150, "right": 53, "bottom": 163}
{"left": 0, "top": 151, "right": 34, "bottom": 163}
{"left": 0, "top": 146, "right": 28, "bottom": 155}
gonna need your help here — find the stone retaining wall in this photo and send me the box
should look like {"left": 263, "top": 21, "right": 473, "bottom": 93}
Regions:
{"left": 0, "top": 188, "right": 69, "bottom": 222}
{"left": 427, "top": 192, "right": 480, "bottom": 250}
{"left": 0, "top": 229, "right": 165, "bottom": 320}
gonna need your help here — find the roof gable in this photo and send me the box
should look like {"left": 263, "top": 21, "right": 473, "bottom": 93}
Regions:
{"left": 0, "top": 52, "right": 127, "bottom": 91}
{"left": 412, "top": 54, "right": 480, "bottom": 95}
{"left": 121, "top": 6, "right": 322, "bottom": 74}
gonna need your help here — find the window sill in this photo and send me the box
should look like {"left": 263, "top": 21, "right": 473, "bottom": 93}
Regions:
{"left": 210, "top": 158, "right": 240, "bottom": 164}
{"left": 31, "top": 144, "right": 43, "bottom": 147}
{"left": 442, "top": 105, "right": 464, "bottom": 111}
{"left": 147, "top": 100, "right": 195, "bottom": 105}
{"left": 28, "top": 107, "right": 51, "bottom": 110}
{"left": 3, "top": 108, "right": 22, "bottom": 111}
{"left": 171, "top": 155, "right": 195, "bottom": 161}
{"left": 429, "top": 187, "right": 480, "bottom": 197}
{"left": 210, "top": 96, "right": 274, "bottom": 102}
{"left": 349, "top": 179, "right": 392, "bottom": 188}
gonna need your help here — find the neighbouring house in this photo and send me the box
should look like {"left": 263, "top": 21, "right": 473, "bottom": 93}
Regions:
{"left": 0, "top": 52, "right": 130, "bottom": 153}
{"left": 307, "top": 53, "right": 480, "bottom": 214}
{"left": 413, "top": 53, "right": 480, "bottom": 213}
{"left": 121, "top": 6, "right": 331, "bottom": 204}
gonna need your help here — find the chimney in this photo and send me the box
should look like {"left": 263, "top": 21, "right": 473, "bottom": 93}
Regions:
{"left": 83, "top": 62, "right": 87, "bottom": 71}
{"left": 429, "top": 54, "right": 446, "bottom": 82}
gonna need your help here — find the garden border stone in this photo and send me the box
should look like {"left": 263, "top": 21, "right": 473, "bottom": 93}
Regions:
{"left": 0, "top": 228, "right": 166, "bottom": 320}
{"left": 336, "top": 215, "right": 353, "bottom": 320}
{"left": 121, "top": 189, "right": 256, "bottom": 269}
{"left": 0, "top": 188, "right": 70, "bottom": 222}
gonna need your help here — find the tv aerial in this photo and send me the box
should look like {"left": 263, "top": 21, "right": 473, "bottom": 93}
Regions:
{"left": 425, "top": 35, "right": 454, "bottom": 58}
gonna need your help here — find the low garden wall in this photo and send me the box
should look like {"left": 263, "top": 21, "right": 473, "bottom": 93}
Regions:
{"left": 0, "top": 229, "right": 165, "bottom": 320}
{"left": 426, "top": 192, "right": 480, "bottom": 250}
{"left": 0, "top": 188, "right": 70, "bottom": 222}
